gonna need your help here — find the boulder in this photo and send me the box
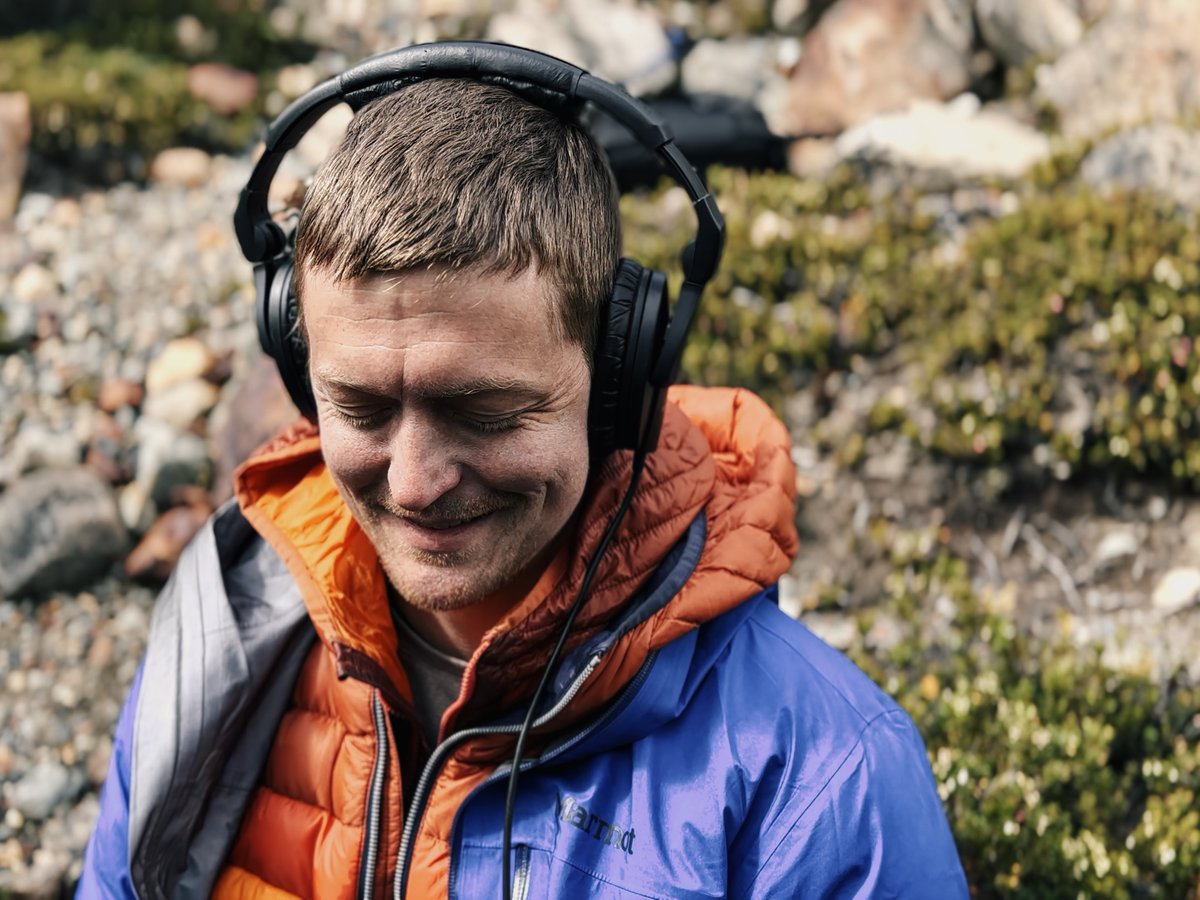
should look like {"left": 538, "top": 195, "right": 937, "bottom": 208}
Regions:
{"left": 1036, "top": 1, "right": 1200, "bottom": 140}
{"left": 835, "top": 94, "right": 1051, "bottom": 181}
{"left": 562, "top": 0, "right": 675, "bottom": 96}
{"left": 681, "top": 38, "right": 780, "bottom": 104}
{"left": 975, "top": 0, "right": 1083, "bottom": 67}
{"left": 1081, "top": 123, "right": 1200, "bottom": 210}
{"left": 776, "top": 0, "right": 975, "bottom": 135}
{"left": 0, "top": 468, "right": 128, "bottom": 599}
{"left": 487, "top": 0, "right": 674, "bottom": 97}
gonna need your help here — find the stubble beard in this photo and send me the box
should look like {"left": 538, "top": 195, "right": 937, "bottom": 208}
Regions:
{"left": 362, "top": 490, "right": 534, "bottom": 612}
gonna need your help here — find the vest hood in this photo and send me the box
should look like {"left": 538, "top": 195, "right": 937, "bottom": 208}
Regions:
{"left": 234, "top": 385, "right": 799, "bottom": 735}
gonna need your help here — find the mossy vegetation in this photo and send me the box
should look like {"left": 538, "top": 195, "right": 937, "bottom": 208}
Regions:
{"left": 845, "top": 527, "right": 1200, "bottom": 897}
{"left": 0, "top": 1, "right": 312, "bottom": 181}
{"left": 628, "top": 158, "right": 1200, "bottom": 489}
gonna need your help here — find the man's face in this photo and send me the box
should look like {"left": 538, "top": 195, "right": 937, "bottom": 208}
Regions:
{"left": 303, "top": 265, "right": 592, "bottom": 612}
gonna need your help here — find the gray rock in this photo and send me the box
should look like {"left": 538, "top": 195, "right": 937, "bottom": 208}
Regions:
{"left": 117, "top": 482, "right": 157, "bottom": 535}
{"left": 1036, "top": 1, "right": 1200, "bottom": 140}
{"left": 1081, "top": 123, "right": 1200, "bottom": 210}
{"left": 974, "top": 0, "right": 1083, "bottom": 66}
{"left": 0, "top": 468, "right": 128, "bottom": 599}
{"left": 141, "top": 378, "right": 221, "bottom": 431}
{"left": 9, "top": 760, "right": 73, "bottom": 821}
{"left": 0, "top": 297, "right": 38, "bottom": 351}
{"left": 681, "top": 38, "right": 780, "bottom": 104}
{"left": 486, "top": 0, "right": 674, "bottom": 97}
{"left": 563, "top": 0, "right": 675, "bottom": 97}
{"left": 835, "top": 94, "right": 1051, "bottom": 181}
{"left": 776, "top": 0, "right": 975, "bottom": 136}
{"left": 9, "top": 422, "right": 83, "bottom": 475}
{"left": 485, "top": 12, "right": 590, "bottom": 72}
{"left": 132, "top": 417, "right": 212, "bottom": 510}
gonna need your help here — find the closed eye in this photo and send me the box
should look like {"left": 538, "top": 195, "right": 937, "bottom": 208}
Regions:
{"left": 455, "top": 412, "right": 524, "bottom": 434}
{"left": 327, "top": 406, "right": 391, "bottom": 431}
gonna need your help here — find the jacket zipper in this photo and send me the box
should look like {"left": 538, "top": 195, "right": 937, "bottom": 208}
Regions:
{"left": 445, "top": 650, "right": 659, "bottom": 899}
{"left": 510, "top": 844, "right": 531, "bottom": 900}
{"left": 358, "top": 691, "right": 390, "bottom": 900}
{"left": 392, "top": 651, "right": 611, "bottom": 899}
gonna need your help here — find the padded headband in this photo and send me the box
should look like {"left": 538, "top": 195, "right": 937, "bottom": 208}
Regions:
{"left": 232, "top": 40, "right": 724, "bottom": 388}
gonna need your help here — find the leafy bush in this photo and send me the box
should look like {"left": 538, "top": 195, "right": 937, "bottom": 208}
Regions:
{"left": 0, "top": 2, "right": 311, "bottom": 181}
{"left": 841, "top": 529, "right": 1200, "bottom": 897}
{"left": 627, "top": 160, "right": 1200, "bottom": 487}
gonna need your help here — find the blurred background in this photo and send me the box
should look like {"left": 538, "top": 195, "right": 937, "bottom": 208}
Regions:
{"left": 1, "top": 0, "right": 1199, "bottom": 896}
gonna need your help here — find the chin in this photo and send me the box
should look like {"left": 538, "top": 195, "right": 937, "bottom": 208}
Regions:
{"left": 383, "top": 558, "right": 513, "bottom": 612}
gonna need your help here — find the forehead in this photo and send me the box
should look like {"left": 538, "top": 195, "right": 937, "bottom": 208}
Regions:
{"left": 304, "top": 264, "right": 562, "bottom": 330}
{"left": 301, "top": 265, "right": 575, "bottom": 385}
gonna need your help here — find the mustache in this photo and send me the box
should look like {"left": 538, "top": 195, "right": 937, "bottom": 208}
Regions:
{"left": 367, "top": 491, "right": 517, "bottom": 523}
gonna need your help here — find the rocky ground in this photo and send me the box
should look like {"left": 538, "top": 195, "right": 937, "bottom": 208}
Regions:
{"left": 2, "top": 0, "right": 1200, "bottom": 895}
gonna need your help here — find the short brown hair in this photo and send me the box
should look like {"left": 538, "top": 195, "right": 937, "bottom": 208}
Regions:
{"left": 293, "top": 78, "right": 622, "bottom": 357}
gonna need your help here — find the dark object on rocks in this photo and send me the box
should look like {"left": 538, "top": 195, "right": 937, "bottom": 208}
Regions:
{"left": 591, "top": 93, "right": 789, "bottom": 191}
{"left": 124, "top": 488, "right": 214, "bottom": 584}
{"left": 0, "top": 468, "right": 128, "bottom": 599}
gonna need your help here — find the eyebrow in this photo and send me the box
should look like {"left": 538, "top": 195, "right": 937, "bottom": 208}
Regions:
{"left": 313, "top": 369, "right": 546, "bottom": 402}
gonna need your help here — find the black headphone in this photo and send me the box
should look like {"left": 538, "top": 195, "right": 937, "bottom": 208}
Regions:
{"left": 233, "top": 40, "right": 724, "bottom": 458}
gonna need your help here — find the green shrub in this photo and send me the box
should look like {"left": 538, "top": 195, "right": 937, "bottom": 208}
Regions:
{"left": 0, "top": 2, "right": 312, "bottom": 181}
{"left": 627, "top": 161, "right": 1200, "bottom": 487}
{"left": 841, "top": 529, "right": 1200, "bottom": 897}
{"left": 0, "top": 33, "right": 260, "bottom": 181}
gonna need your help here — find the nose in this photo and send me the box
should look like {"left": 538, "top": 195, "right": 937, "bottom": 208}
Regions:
{"left": 386, "top": 411, "right": 462, "bottom": 511}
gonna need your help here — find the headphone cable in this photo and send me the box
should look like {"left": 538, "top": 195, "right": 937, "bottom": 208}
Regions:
{"left": 500, "top": 448, "right": 648, "bottom": 900}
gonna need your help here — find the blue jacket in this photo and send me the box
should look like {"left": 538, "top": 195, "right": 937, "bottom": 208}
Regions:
{"left": 80, "top": 389, "right": 967, "bottom": 897}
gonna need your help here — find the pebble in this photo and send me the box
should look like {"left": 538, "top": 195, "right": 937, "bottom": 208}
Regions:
{"left": 144, "top": 337, "right": 218, "bottom": 394}
{"left": 1094, "top": 530, "right": 1139, "bottom": 568}
{"left": 10, "top": 760, "right": 72, "bottom": 821}
{"left": 149, "top": 147, "right": 214, "bottom": 188}
{"left": 1152, "top": 568, "right": 1200, "bottom": 616}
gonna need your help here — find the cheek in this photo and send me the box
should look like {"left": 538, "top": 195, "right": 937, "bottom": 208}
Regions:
{"left": 473, "top": 414, "right": 590, "bottom": 500}
{"left": 320, "top": 424, "right": 389, "bottom": 489}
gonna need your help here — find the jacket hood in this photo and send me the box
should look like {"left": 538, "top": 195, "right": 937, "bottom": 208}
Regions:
{"left": 234, "top": 385, "right": 798, "bottom": 735}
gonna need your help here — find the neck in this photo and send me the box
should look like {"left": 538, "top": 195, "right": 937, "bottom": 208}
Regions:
{"left": 395, "top": 587, "right": 524, "bottom": 660}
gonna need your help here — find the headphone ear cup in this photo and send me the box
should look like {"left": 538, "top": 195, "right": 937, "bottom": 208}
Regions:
{"left": 589, "top": 258, "right": 669, "bottom": 458}
{"left": 255, "top": 255, "right": 316, "bottom": 419}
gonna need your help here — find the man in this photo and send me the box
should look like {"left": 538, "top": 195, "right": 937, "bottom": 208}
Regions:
{"left": 80, "top": 58, "right": 968, "bottom": 898}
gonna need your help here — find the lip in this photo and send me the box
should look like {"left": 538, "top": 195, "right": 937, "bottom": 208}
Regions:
{"left": 391, "top": 510, "right": 497, "bottom": 554}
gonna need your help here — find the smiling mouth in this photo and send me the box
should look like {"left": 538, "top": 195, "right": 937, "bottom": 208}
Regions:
{"left": 408, "top": 514, "right": 488, "bottom": 530}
